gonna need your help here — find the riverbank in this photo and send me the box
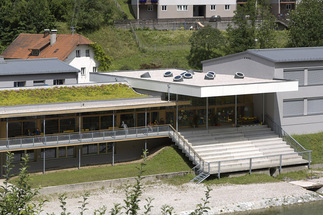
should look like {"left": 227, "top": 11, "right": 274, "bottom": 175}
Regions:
{"left": 39, "top": 176, "right": 323, "bottom": 214}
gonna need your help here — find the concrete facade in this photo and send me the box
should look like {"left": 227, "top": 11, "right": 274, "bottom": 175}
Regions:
{"left": 202, "top": 48, "right": 323, "bottom": 135}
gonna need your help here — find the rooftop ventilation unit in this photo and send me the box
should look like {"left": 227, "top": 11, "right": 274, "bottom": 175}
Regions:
{"left": 183, "top": 72, "right": 193, "bottom": 79}
{"left": 140, "top": 72, "right": 151, "bottom": 78}
{"left": 235, "top": 72, "right": 245, "bottom": 79}
{"left": 164, "top": 71, "right": 173, "bottom": 77}
{"left": 180, "top": 71, "right": 187, "bottom": 76}
{"left": 205, "top": 71, "right": 215, "bottom": 80}
{"left": 173, "top": 75, "right": 183, "bottom": 82}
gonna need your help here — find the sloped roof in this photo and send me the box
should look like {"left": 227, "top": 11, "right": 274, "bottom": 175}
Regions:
{"left": 0, "top": 58, "right": 79, "bottom": 76}
{"left": 246, "top": 47, "right": 323, "bottom": 63}
{"left": 1, "top": 33, "right": 94, "bottom": 61}
{"left": 202, "top": 47, "right": 323, "bottom": 65}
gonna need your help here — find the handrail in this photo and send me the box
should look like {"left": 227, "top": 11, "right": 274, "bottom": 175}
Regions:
{"left": 0, "top": 125, "right": 170, "bottom": 151}
{"left": 265, "top": 115, "right": 308, "bottom": 152}
{"left": 168, "top": 125, "right": 206, "bottom": 170}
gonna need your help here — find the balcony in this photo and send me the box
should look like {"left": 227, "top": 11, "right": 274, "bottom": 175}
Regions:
{"left": 0, "top": 125, "right": 170, "bottom": 151}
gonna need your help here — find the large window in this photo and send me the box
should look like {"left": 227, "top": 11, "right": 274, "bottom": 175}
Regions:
{"left": 54, "top": 79, "right": 65, "bottom": 85}
{"left": 283, "top": 100, "right": 304, "bottom": 117}
{"left": 33, "top": 80, "right": 45, "bottom": 86}
{"left": 284, "top": 70, "right": 304, "bottom": 86}
{"left": 308, "top": 69, "right": 323, "bottom": 86}
{"left": 177, "top": 5, "right": 188, "bottom": 11}
{"left": 308, "top": 98, "right": 323, "bottom": 115}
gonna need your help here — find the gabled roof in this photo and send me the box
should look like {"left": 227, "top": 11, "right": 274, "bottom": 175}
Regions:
{"left": 1, "top": 33, "right": 94, "bottom": 61}
{"left": 0, "top": 58, "right": 79, "bottom": 76}
{"left": 202, "top": 47, "right": 323, "bottom": 64}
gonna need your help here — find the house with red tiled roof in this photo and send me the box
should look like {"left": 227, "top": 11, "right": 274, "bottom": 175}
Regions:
{"left": 1, "top": 29, "right": 98, "bottom": 83}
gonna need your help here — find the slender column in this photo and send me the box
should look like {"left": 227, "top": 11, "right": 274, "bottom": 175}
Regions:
{"left": 113, "top": 110, "right": 115, "bottom": 131}
{"left": 167, "top": 84, "right": 170, "bottom": 102}
{"left": 133, "top": 110, "right": 136, "bottom": 127}
{"left": 112, "top": 143, "right": 115, "bottom": 166}
{"left": 0, "top": 153, "right": 3, "bottom": 178}
{"left": 43, "top": 149, "right": 46, "bottom": 174}
{"left": 144, "top": 141, "right": 147, "bottom": 158}
{"left": 79, "top": 113, "right": 81, "bottom": 134}
{"left": 6, "top": 119, "right": 8, "bottom": 141}
{"left": 235, "top": 95, "right": 238, "bottom": 127}
{"left": 206, "top": 97, "right": 209, "bottom": 130}
{"left": 78, "top": 146, "right": 81, "bottom": 170}
{"left": 43, "top": 117, "right": 46, "bottom": 143}
{"left": 145, "top": 108, "right": 147, "bottom": 127}
{"left": 176, "top": 94, "right": 179, "bottom": 130}
{"left": 263, "top": 93, "right": 265, "bottom": 124}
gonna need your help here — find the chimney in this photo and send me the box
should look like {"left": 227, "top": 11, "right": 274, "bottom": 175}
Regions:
{"left": 43, "top": 29, "right": 50, "bottom": 37}
{"left": 50, "top": 29, "right": 57, "bottom": 46}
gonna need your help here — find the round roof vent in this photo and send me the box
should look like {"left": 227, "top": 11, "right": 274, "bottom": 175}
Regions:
{"left": 173, "top": 75, "right": 183, "bottom": 82}
{"left": 180, "top": 72, "right": 187, "bottom": 76}
{"left": 164, "top": 71, "right": 173, "bottom": 77}
{"left": 235, "top": 72, "right": 245, "bottom": 79}
{"left": 183, "top": 73, "right": 193, "bottom": 79}
{"left": 205, "top": 71, "right": 215, "bottom": 80}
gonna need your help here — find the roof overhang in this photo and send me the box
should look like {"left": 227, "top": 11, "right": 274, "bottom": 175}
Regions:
{"left": 103, "top": 69, "right": 298, "bottom": 98}
{"left": 0, "top": 97, "right": 190, "bottom": 118}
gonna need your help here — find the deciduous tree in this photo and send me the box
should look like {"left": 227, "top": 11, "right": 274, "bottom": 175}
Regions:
{"left": 187, "top": 25, "right": 225, "bottom": 69}
{"left": 288, "top": 0, "right": 323, "bottom": 47}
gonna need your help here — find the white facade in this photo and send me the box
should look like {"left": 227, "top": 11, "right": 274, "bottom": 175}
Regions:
{"left": 64, "top": 45, "right": 98, "bottom": 83}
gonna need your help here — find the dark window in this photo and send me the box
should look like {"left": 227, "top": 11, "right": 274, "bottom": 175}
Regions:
{"left": 76, "top": 50, "right": 80, "bottom": 57}
{"left": 93, "top": 67, "right": 97, "bottom": 73}
{"left": 33, "top": 80, "right": 45, "bottom": 86}
{"left": 54, "top": 79, "right": 65, "bottom": 85}
{"left": 86, "top": 49, "right": 90, "bottom": 57}
{"left": 31, "top": 49, "right": 40, "bottom": 56}
{"left": 14, "top": 81, "right": 25, "bottom": 87}
{"left": 81, "top": 67, "right": 86, "bottom": 76}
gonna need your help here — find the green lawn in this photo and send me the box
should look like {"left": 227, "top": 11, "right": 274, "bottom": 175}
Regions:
{"left": 0, "top": 84, "right": 146, "bottom": 106}
{"left": 18, "top": 146, "right": 192, "bottom": 188}
{"left": 115, "top": 0, "right": 135, "bottom": 19}
{"left": 292, "top": 132, "right": 323, "bottom": 164}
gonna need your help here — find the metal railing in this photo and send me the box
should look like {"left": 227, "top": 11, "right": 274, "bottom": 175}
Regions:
{"left": 0, "top": 125, "right": 170, "bottom": 151}
{"left": 265, "top": 115, "right": 312, "bottom": 166}
{"left": 168, "top": 125, "right": 207, "bottom": 172}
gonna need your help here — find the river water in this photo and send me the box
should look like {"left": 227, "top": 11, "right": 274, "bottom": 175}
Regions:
{"left": 235, "top": 200, "right": 323, "bottom": 215}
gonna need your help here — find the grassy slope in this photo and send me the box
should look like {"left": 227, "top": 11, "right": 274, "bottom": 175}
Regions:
{"left": 20, "top": 146, "right": 191, "bottom": 188}
{"left": 116, "top": 0, "right": 135, "bottom": 19}
{"left": 0, "top": 84, "right": 146, "bottom": 106}
{"left": 293, "top": 132, "right": 323, "bottom": 164}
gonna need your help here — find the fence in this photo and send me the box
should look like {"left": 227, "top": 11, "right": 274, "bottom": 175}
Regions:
{"left": 0, "top": 125, "right": 170, "bottom": 151}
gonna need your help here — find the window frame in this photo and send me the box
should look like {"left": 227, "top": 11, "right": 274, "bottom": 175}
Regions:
{"left": 14, "top": 81, "right": 26, "bottom": 87}
{"left": 76, "top": 50, "right": 80, "bottom": 57}
{"left": 93, "top": 67, "right": 97, "bottom": 73}
{"left": 224, "top": 4, "right": 230, "bottom": 11}
{"left": 147, "top": 5, "right": 153, "bottom": 11}
{"left": 33, "top": 80, "right": 45, "bottom": 86}
{"left": 81, "top": 67, "right": 86, "bottom": 76}
{"left": 177, "top": 5, "right": 188, "bottom": 11}
{"left": 211, "top": 5, "right": 216, "bottom": 11}
{"left": 85, "top": 49, "right": 90, "bottom": 57}
{"left": 161, "top": 5, "right": 167, "bottom": 11}
{"left": 54, "top": 79, "right": 65, "bottom": 85}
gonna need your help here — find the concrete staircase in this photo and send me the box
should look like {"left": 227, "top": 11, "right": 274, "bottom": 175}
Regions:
{"left": 178, "top": 125, "right": 308, "bottom": 175}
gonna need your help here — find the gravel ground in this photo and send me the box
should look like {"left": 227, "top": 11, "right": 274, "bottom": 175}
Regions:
{"left": 39, "top": 178, "right": 323, "bottom": 215}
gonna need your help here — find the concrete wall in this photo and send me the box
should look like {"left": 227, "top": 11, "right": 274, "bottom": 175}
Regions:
{"left": 203, "top": 54, "right": 276, "bottom": 79}
{"left": 0, "top": 73, "right": 78, "bottom": 88}
{"left": 65, "top": 45, "right": 98, "bottom": 84}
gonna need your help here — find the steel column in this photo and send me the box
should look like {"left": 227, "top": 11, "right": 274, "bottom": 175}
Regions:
{"left": 79, "top": 113, "right": 81, "bottom": 134}
{"left": 176, "top": 94, "right": 178, "bottom": 130}
{"left": 235, "top": 95, "right": 238, "bottom": 126}
{"left": 112, "top": 143, "right": 115, "bottom": 166}
{"left": 113, "top": 110, "right": 115, "bottom": 131}
{"left": 145, "top": 108, "right": 147, "bottom": 127}
{"left": 206, "top": 97, "right": 209, "bottom": 130}
{"left": 43, "top": 117, "right": 46, "bottom": 143}
{"left": 78, "top": 146, "right": 81, "bottom": 170}
{"left": 144, "top": 141, "right": 147, "bottom": 158}
{"left": 43, "top": 149, "right": 46, "bottom": 174}
{"left": 6, "top": 119, "right": 8, "bottom": 147}
{"left": 262, "top": 93, "right": 265, "bottom": 124}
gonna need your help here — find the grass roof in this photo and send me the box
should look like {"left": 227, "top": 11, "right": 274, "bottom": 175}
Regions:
{"left": 0, "top": 84, "right": 147, "bottom": 106}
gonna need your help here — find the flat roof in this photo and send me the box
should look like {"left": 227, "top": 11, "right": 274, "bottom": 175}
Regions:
{"left": 102, "top": 69, "right": 298, "bottom": 97}
{"left": 0, "top": 97, "right": 189, "bottom": 118}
